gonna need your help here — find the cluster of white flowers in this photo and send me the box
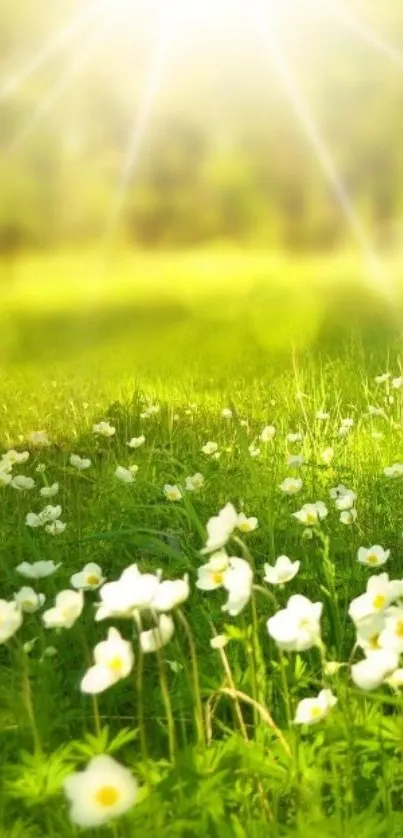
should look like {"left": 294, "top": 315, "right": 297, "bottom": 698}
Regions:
{"left": 329, "top": 484, "right": 357, "bottom": 525}
{"left": 25, "top": 504, "right": 66, "bottom": 534}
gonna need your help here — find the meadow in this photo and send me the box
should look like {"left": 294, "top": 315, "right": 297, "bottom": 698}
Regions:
{"left": 2, "top": 251, "right": 403, "bottom": 837}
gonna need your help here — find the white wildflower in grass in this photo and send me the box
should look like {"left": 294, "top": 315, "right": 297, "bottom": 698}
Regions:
{"left": 14, "top": 587, "right": 45, "bottom": 613}
{"left": 392, "top": 376, "right": 403, "bottom": 389}
{"left": 36, "top": 463, "right": 47, "bottom": 474}
{"left": 196, "top": 551, "right": 230, "bottom": 590}
{"left": 140, "top": 614, "right": 175, "bottom": 653}
{"left": 16, "top": 560, "right": 60, "bottom": 579}
{"left": 2, "top": 449, "right": 29, "bottom": 466}
{"left": 320, "top": 447, "right": 334, "bottom": 466}
{"left": 39, "top": 504, "right": 62, "bottom": 524}
{"left": 384, "top": 463, "right": 403, "bottom": 478}
{"left": 221, "top": 408, "right": 233, "bottom": 419}
{"left": 63, "top": 755, "right": 138, "bottom": 829}
{"left": 348, "top": 573, "right": 403, "bottom": 625}
{"left": 287, "top": 432, "right": 303, "bottom": 443}
{"left": 335, "top": 490, "right": 356, "bottom": 511}
{"left": 10, "top": 475, "right": 35, "bottom": 491}
{"left": 93, "top": 421, "right": 116, "bottom": 437}
{"left": 210, "top": 634, "right": 229, "bottom": 650}
{"left": 40, "top": 482, "right": 59, "bottom": 498}
{"left": 368, "top": 405, "right": 385, "bottom": 417}
{"left": 185, "top": 472, "right": 204, "bottom": 492}
{"left": 329, "top": 484, "right": 349, "bottom": 500}
{"left": 279, "top": 477, "right": 303, "bottom": 495}
{"left": 260, "top": 425, "right": 276, "bottom": 442}
{"left": 43, "top": 590, "right": 84, "bottom": 629}
{"left": 351, "top": 649, "right": 398, "bottom": 691}
{"left": 201, "top": 441, "right": 218, "bottom": 456}
{"left": 375, "top": 373, "right": 391, "bottom": 384}
{"left": 378, "top": 608, "right": 403, "bottom": 653}
{"left": 71, "top": 563, "right": 105, "bottom": 591}
{"left": 287, "top": 454, "right": 305, "bottom": 469}
{"left": 25, "top": 512, "right": 42, "bottom": 527}
{"left": 340, "top": 509, "right": 358, "bottom": 525}
{"left": 0, "top": 470, "right": 12, "bottom": 487}
{"left": 355, "top": 614, "right": 385, "bottom": 653}
{"left": 0, "top": 600, "right": 23, "bottom": 643}
{"left": 248, "top": 442, "right": 261, "bottom": 458}
{"left": 338, "top": 425, "right": 350, "bottom": 438}
{"left": 115, "top": 466, "right": 136, "bottom": 484}
{"left": 150, "top": 575, "right": 190, "bottom": 612}
{"left": 81, "top": 628, "right": 134, "bottom": 694}
{"left": 70, "top": 454, "right": 91, "bottom": 470}
{"left": 292, "top": 502, "right": 328, "bottom": 526}
{"left": 294, "top": 689, "right": 337, "bottom": 725}
{"left": 163, "top": 484, "right": 182, "bottom": 502}
{"left": 264, "top": 555, "right": 300, "bottom": 585}
{"left": 222, "top": 557, "right": 253, "bottom": 616}
{"left": 201, "top": 503, "right": 238, "bottom": 553}
{"left": 95, "top": 566, "right": 160, "bottom": 621}
{"left": 267, "top": 594, "right": 322, "bottom": 651}
{"left": 28, "top": 431, "right": 51, "bottom": 447}
{"left": 45, "top": 520, "right": 66, "bottom": 535}
{"left": 357, "top": 545, "right": 390, "bottom": 568}
{"left": 316, "top": 411, "right": 330, "bottom": 421}
{"left": 341, "top": 418, "right": 354, "bottom": 428}
{"left": 236, "top": 513, "right": 258, "bottom": 533}
{"left": 127, "top": 435, "right": 145, "bottom": 449}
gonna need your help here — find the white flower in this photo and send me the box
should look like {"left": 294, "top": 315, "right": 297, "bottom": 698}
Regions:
{"left": 115, "top": 466, "right": 135, "bottom": 484}
{"left": 351, "top": 649, "right": 398, "bottom": 690}
{"left": 236, "top": 513, "right": 258, "bottom": 533}
{"left": 127, "top": 435, "right": 145, "bottom": 449}
{"left": 320, "top": 447, "right": 334, "bottom": 466}
{"left": 279, "top": 477, "right": 303, "bottom": 495}
{"left": 43, "top": 590, "right": 84, "bottom": 629}
{"left": 248, "top": 443, "right": 261, "bottom": 458}
{"left": 25, "top": 512, "right": 42, "bottom": 527}
{"left": 28, "top": 431, "right": 50, "bottom": 447}
{"left": 16, "top": 560, "right": 60, "bottom": 579}
{"left": 196, "top": 551, "right": 230, "bottom": 591}
{"left": 14, "top": 587, "right": 45, "bottom": 613}
{"left": 185, "top": 472, "right": 204, "bottom": 492}
{"left": 287, "top": 454, "right": 305, "bottom": 469}
{"left": 202, "top": 441, "right": 218, "bottom": 456}
{"left": 287, "top": 432, "right": 303, "bottom": 443}
{"left": 36, "top": 463, "right": 46, "bottom": 473}
{"left": 70, "top": 454, "right": 91, "bottom": 470}
{"left": 348, "top": 573, "right": 401, "bottom": 625}
{"left": 40, "top": 482, "right": 59, "bottom": 498}
{"left": 93, "top": 421, "right": 116, "bottom": 438}
{"left": 221, "top": 408, "right": 233, "bottom": 419}
{"left": 375, "top": 373, "right": 391, "bottom": 384}
{"left": 95, "top": 566, "right": 160, "bottom": 621}
{"left": 316, "top": 411, "right": 330, "bottom": 421}
{"left": 379, "top": 608, "right": 403, "bottom": 653}
{"left": 368, "top": 405, "right": 385, "bottom": 417}
{"left": 357, "top": 545, "right": 390, "bottom": 568}
{"left": 260, "top": 425, "right": 276, "bottom": 442}
{"left": 11, "top": 475, "right": 35, "bottom": 491}
{"left": 341, "top": 418, "right": 354, "bottom": 428}
{"left": 140, "top": 614, "right": 175, "bottom": 653}
{"left": 210, "top": 634, "right": 229, "bottom": 650}
{"left": 222, "top": 557, "right": 253, "bottom": 616}
{"left": 71, "top": 563, "right": 105, "bottom": 591}
{"left": 151, "top": 575, "right": 190, "bottom": 612}
{"left": 0, "top": 470, "right": 12, "bottom": 487}
{"left": 163, "top": 484, "right": 182, "bottom": 502}
{"left": 335, "top": 490, "right": 356, "bottom": 511}
{"left": 45, "top": 520, "right": 66, "bottom": 535}
{"left": 355, "top": 614, "right": 385, "bottom": 652}
{"left": 0, "top": 600, "right": 23, "bottom": 643}
{"left": 294, "top": 689, "right": 337, "bottom": 724}
{"left": 264, "top": 555, "right": 300, "bottom": 585}
{"left": 39, "top": 504, "right": 62, "bottom": 523}
{"left": 2, "top": 449, "right": 29, "bottom": 466}
{"left": 392, "top": 377, "right": 403, "bottom": 389}
{"left": 340, "top": 509, "right": 358, "bottom": 525}
{"left": 81, "top": 628, "right": 134, "bottom": 694}
{"left": 201, "top": 503, "right": 238, "bottom": 553}
{"left": 329, "top": 484, "right": 349, "bottom": 500}
{"left": 63, "top": 755, "right": 138, "bottom": 828}
{"left": 292, "top": 502, "right": 328, "bottom": 526}
{"left": 267, "top": 594, "right": 322, "bottom": 651}
{"left": 384, "top": 463, "right": 403, "bottom": 478}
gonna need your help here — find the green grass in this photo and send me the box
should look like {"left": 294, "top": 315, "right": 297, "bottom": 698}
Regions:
{"left": 2, "top": 251, "right": 403, "bottom": 836}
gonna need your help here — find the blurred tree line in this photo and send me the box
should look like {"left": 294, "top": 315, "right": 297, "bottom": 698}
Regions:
{"left": 1, "top": 0, "right": 403, "bottom": 253}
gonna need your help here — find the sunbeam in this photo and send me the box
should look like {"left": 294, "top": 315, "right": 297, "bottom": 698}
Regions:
{"left": 311, "top": 0, "right": 403, "bottom": 70}
{"left": 0, "top": 0, "right": 108, "bottom": 102}
{"left": 248, "top": 0, "right": 387, "bottom": 290}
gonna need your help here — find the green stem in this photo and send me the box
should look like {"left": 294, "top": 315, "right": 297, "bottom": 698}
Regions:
{"left": 176, "top": 609, "right": 205, "bottom": 746}
{"left": 156, "top": 648, "right": 176, "bottom": 762}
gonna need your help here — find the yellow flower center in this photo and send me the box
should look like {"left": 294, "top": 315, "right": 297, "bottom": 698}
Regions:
{"left": 368, "top": 634, "right": 381, "bottom": 650}
{"left": 306, "top": 512, "right": 317, "bottom": 525}
{"left": 95, "top": 785, "right": 120, "bottom": 807}
{"left": 366, "top": 554, "right": 379, "bottom": 566}
{"left": 211, "top": 572, "right": 224, "bottom": 585}
{"left": 310, "top": 706, "right": 322, "bottom": 719}
{"left": 372, "top": 594, "right": 386, "bottom": 610}
{"left": 86, "top": 575, "right": 100, "bottom": 586}
{"left": 395, "top": 621, "right": 403, "bottom": 638}
{"left": 108, "top": 657, "right": 124, "bottom": 674}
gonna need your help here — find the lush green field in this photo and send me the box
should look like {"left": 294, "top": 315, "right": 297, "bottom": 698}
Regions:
{"left": 2, "top": 252, "right": 403, "bottom": 837}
